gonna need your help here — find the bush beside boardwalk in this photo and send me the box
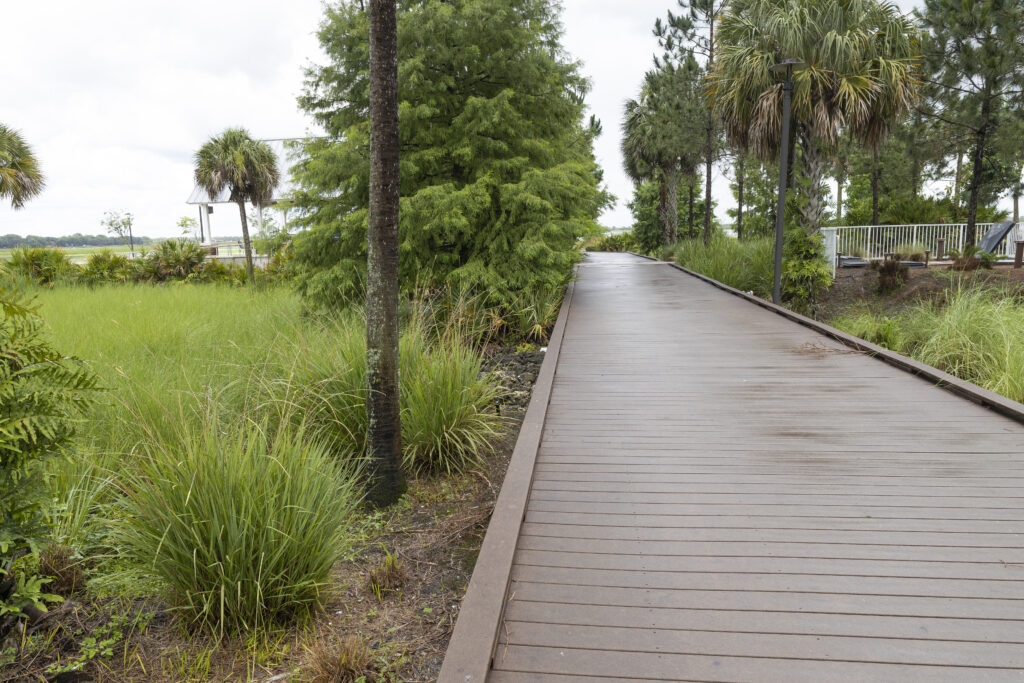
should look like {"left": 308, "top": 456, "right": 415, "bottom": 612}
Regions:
{"left": 0, "top": 277, "right": 549, "bottom": 680}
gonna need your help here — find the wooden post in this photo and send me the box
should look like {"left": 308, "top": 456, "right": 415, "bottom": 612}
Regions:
{"left": 937, "top": 237, "right": 946, "bottom": 260}
{"left": 1014, "top": 240, "right": 1024, "bottom": 269}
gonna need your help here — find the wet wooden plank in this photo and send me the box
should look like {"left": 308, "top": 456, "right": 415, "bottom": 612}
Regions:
{"left": 441, "top": 253, "right": 1024, "bottom": 681}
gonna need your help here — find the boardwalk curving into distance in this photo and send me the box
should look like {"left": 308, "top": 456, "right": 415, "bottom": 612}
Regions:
{"left": 441, "top": 251, "right": 1024, "bottom": 682}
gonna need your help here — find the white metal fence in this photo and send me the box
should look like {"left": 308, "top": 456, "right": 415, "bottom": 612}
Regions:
{"left": 821, "top": 223, "right": 1023, "bottom": 273}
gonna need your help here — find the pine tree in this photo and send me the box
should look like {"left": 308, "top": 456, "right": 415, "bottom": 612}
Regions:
{"left": 293, "top": 0, "right": 609, "bottom": 309}
{"left": 921, "top": 0, "right": 1024, "bottom": 245}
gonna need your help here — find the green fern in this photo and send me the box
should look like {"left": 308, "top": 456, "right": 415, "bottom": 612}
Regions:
{"left": 0, "top": 287, "right": 97, "bottom": 638}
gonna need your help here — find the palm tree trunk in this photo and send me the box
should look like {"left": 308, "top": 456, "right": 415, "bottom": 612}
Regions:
{"left": 798, "top": 128, "right": 826, "bottom": 234}
{"left": 871, "top": 148, "right": 880, "bottom": 226}
{"left": 366, "top": 0, "right": 405, "bottom": 507}
{"left": 836, "top": 177, "right": 843, "bottom": 221}
{"left": 665, "top": 165, "right": 678, "bottom": 244}
{"left": 237, "top": 200, "right": 255, "bottom": 284}
{"left": 658, "top": 176, "right": 670, "bottom": 246}
{"left": 736, "top": 153, "right": 745, "bottom": 241}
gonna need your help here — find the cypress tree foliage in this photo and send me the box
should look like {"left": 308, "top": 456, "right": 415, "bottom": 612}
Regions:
{"left": 921, "top": 0, "right": 1024, "bottom": 246}
{"left": 293, "top": 0, "right": 610, "bottom": 310}
{"left": 365, "top": 0, "right": 405, "bottom": 507}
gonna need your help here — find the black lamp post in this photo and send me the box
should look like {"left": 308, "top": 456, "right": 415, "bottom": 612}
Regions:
{"left": 769, "top": 58, "right": 804, "bottom": 305}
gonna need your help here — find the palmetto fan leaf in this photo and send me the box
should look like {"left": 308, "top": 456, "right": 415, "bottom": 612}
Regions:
{"left": 708, "top": 0, "right": 921, "bottom": 160}
{"left": 0, "top": 125, "right": 45, "bottom": 210}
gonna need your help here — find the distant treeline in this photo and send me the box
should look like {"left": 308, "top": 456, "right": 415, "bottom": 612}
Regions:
{"left": 0, "top": 234, "right": 159, "bottom": 249}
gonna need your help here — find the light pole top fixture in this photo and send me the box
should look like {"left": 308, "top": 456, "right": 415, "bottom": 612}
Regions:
{"left": 770, "top": 58, "right": 806, "bottom": 74}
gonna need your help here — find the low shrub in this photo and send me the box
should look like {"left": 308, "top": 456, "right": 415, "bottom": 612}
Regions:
{"left": 781, "top": 230, "right": 833, "bottom": 313}
{"left": 586, "top": 232, "right": 638, "bottom": 253}
{"left": 119, "top": 421, "right": 360, "bottom": 636}
{"left": 82, "top": 250, "right": 133, "bottom": 285}
{"left": 873, "top": 258, "right": 909, "bottom": 294}
{"left": 7, "top": 247, "right": 77, "bottom": 286}
{"left": 137, "top": 238, "right": 205, "bottom": 282}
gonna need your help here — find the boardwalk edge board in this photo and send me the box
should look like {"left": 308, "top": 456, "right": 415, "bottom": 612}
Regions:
{"left": 437, "top": 273, "right": 577, "bottom": 682}
{"left": 629, "top": 252, "right": 1024, "bottom": 426}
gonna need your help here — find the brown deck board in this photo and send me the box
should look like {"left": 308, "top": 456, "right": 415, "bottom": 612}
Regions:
{"left": 441, "top": 253, "right": 1024, "bottom": 681}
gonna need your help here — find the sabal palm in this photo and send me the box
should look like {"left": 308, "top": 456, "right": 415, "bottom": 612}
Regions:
{"left": 194, "top": 129, "right": 279, "bottom": 284}
{"left": 707, "top": 0, "right": 920, "bottom": 232}
{"left": 622, "top": 61, "right": 704, "bottom": 245}
{"left": 0, "top": 124, "right": 45, "bottom": 209}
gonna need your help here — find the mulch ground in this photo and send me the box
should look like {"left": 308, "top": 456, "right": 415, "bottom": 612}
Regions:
{"left": 815, "top": 263, "right": 1024, "bottom": 322}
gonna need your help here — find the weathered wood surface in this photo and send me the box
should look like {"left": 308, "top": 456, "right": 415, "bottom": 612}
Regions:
{"left": 444, "top": 252, "right": 1024, "bottom": 681}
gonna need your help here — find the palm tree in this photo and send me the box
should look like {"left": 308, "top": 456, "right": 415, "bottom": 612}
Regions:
{"left": 193, "top": 129, "right": 279, "bottom": 284}
{"left": 365, "top": 0, "right": 406, "bottom": 507}
{"left": 622, "top": 60, "right": 705, "bottom": 246}
{"left": 0, "top": 124, "right": 45, "bottom": 209}
{"left": 706, "top": 0, "right": 920, "bottom": 233}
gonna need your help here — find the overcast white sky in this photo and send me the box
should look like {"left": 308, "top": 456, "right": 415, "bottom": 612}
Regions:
{"left": 3, "top": 0, "right": 928, "bottom": 239}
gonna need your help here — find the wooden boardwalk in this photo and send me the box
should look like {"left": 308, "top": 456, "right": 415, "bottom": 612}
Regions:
{"left": 441, "top": 252, "right": 1024, "bottom": 682}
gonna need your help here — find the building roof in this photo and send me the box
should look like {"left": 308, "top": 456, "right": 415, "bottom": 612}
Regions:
{"left": 185, "top": 138, "right": 302, "bottom": 205}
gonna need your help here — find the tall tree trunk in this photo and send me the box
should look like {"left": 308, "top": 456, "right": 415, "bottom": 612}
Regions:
{"left": 965, "top": 94, "right": 992, "bottom": 248}
{"left": 798, "top": 129, "right": 826, "bottom": 233}
{"left": 665, "top": 165, "right": 679, "bottom": 244}
{"left": 688, "top": 179, "right": 695, "bottom": 239}
{"left": 736, "top": 153, "right": 745, "bottom": 241}
{"left": 954, "top": 150, "right": 963, "bottom": 209}
{"left": 236, "top": 199, "right": 255, "bottom": 284}
{"left": 703, "top": 119, "right": 713, "bottom": 244}
{"left": 871, "top": 148, "right": 880, "bottom": 226}
{"left": 366, "top": 0, "right": 405, "bottom": 507}
{"left": 657, "top": 176, "right": 670, "bottom": 246}
{"left": 836, "top": 177, "right": 843, "bottom": 221}
{"left": 1014, "top": 192, "right": 1020, "bottom": 223}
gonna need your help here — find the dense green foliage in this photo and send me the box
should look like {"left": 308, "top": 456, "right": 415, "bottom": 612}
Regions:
{"left": 833, "top": 286, "right": 1024, "bottom": 402}
{"left": 0, "top": 235, "right": 159, "bottom": 249}
{"left": 0, "top": 288, "right": 96, "bottom": 638}
{"left": 24, "top": 283, "right": 506, "bottom": 635}
{"left": 120, "top": 421, "right": 358, "bottom": 636}
{"left": 292, "top": 0, "right": 608, "bottom": 310}
{"left": 629, "top": 177, "right": 712, "bottom": 253}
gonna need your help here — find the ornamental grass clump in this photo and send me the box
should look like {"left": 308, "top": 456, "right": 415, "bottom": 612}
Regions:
{"left": 672, "top": 235, "right": 773, "bottom": 298}
{"left": 119, "top": 421, "right": 359, "bottom": 636}
{"left": 280, "top": 315, "right": 503, "bottom": 475}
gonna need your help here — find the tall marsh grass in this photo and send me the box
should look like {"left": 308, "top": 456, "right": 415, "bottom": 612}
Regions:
{"left": 832, "top": 286, "right": 1024, "bottom": 402}
{"left": 671, "top": 236, "right": 773, "bottom": 298}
